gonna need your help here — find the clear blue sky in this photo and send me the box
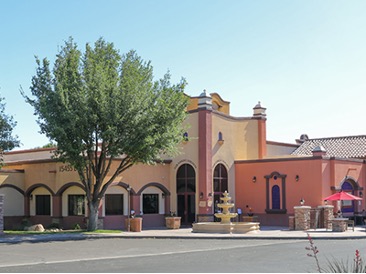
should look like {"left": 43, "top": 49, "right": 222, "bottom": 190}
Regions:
{"left": 1, "top": 0, "right": 366, "bottom": 150}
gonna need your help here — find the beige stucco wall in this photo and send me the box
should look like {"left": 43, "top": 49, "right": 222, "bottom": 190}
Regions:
{"left": 0, "top": 188, "right": 24, "bottom": 216}
{"left": 211, "top": 113, "right": 259, "bottom": 201}
{"left": 0, "top": 171, "right": 24, "bottom": 190}
{"left": 266, "top": 142, "right": 298, "bottom": 157}
{"left": 169, "top": 112, "right": 199, "bottom": 213}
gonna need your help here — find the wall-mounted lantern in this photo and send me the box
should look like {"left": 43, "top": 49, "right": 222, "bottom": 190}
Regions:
{"left": 295, "top": 175, "right": 300, "bottom": 182}
{"left": 252, "top": 176, "right": 257, "bottom": 183}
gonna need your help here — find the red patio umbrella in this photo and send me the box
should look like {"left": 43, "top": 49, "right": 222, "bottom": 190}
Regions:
{"left": 323, "top": 191, "right": 362, "bottom": 201}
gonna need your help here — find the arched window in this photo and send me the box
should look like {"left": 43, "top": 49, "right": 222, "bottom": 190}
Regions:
{"left": 177, "top": 164, "right": 195, "bottom": 193}
{"left": 341, "top": 181, "right": 354, "bottom": 213}
{"left": 213, "top": 164, "right": 228, "bottom": 210}
{"left": 271, "top": 185, "right": 280, "bottom": 209}
{"left": 264, "top": 171, "right": 287, "bottom": 214}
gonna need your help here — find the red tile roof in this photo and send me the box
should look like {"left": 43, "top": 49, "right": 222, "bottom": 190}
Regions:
{"left": 291, "top": 135, "right": 366, "bottom": 158}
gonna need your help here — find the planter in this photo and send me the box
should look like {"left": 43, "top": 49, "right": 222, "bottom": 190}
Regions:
{"left": 242, "top": 216, "right": 259, "bottom": 222}
{"left": 125, "top": 217, "right": 142, "bottom": 232}
{"left": 165, "top": 217, "right": 181, "bottom": 229}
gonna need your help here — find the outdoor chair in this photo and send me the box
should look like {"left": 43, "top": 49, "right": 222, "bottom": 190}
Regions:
{"left": 347, "top": 219, "right": 354, "bottom": 231}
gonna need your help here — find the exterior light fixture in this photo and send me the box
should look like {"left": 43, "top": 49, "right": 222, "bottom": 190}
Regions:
{"left": 324, "top": 200, "right": 328, "bottom": 205}
{"left": 252, "top": 176, "right": 257, "bottom": 183}
{"left": 30, "top": 194, "right": 33, "bottom": 200}
{"left": 162, "top": 193, "right": 166, "bottom": 199}
{"left": 300, "top": 198, "right": 305, "bottom": 206}
{"left": 208, "top": 193, "right": 212, "bottom": 197}
{"left": 295, "top": 175, "right": 299, "bottom": 181}
{"left": 200, "top": 192, "right": 204, "bottom": 199}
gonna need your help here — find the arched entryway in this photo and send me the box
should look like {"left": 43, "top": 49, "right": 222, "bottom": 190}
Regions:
{"left": 176, "top": 164, "right": 196, "bottom": 225}
{"left": 213, "top": 163, "right": 228, "bottom": 213}
{"left": 341, "top": 181, "right": 356, "bottom": 214}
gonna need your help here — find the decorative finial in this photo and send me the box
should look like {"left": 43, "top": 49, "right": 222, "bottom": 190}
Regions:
{"left": 199, "top": 89, "right": 208, "bottom": 97}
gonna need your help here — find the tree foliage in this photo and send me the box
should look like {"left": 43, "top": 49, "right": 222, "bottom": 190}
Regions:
{"left": 22, "top": 37, "right": 188, "bottom": 230}
{"left": 0, "top": 95, "right": 19, "bottom": 163}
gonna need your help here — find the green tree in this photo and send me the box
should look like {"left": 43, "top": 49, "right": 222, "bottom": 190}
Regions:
{"left": 22, "top": 37, "right": 188, "bottom": 231}
{"left": 0, "top": 95, "right": 19, "bottom": 163}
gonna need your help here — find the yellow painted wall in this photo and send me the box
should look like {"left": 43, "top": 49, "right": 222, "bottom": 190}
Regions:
{"left": 212, "top": 113, "right": 259, "bottom": 161}
{"left": 211, "top": 112, "right": 260, "bottom": 200}
{"left": 211, "top": 93, "right": 230, "bottom": 115}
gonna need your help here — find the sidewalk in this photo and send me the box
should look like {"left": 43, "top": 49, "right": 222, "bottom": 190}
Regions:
{"left": 117, "top": 226, "right": 366, "bottom": 240}
{"left": 1, "top": 226, "right": 366, "bottom": 244}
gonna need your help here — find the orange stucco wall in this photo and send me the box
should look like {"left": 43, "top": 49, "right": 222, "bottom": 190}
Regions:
{"left": 235, "top": 156, "right": 366, "bottom": 225}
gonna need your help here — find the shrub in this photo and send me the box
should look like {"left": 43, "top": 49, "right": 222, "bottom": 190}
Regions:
{"left": 20, "top": 218, "right": 32, "bottom": 230}
{"left": 306, "top": 233, "right": 366, "bottom": 273}
{"left": 47, "top": 223, "right": 60, "bottom": 229}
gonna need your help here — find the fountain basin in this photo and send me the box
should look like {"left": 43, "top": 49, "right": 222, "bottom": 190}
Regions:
{"left": 192, "top": 222, "right": 260, "bottom": 234}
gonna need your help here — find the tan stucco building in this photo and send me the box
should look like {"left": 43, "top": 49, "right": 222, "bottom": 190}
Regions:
{"left": 1, "top": 91, "right": 366, "bottom": 230}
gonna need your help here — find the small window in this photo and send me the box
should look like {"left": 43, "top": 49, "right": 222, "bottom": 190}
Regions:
{"left": 183, "top": 132, "right": 189, "bottom": 142}
{"left": 105, "top": 194, "right": 124, "bottom": 215}
{"left": 36, "top": 195, "right": 51, "bottom": 215}
{"left": 218, "top": 132, "right": 223, "bottom": 141}
{"left": 272, "top": 185, "right": 280, "bottom": 209}
{"left": 68, "top": 195, "right": 85, "bottom": 216}
{"left": 143, "top": 194, "right": 159, "bottom": 214}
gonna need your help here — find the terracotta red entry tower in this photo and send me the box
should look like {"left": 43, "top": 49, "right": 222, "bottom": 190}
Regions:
{"left": 197, "top": 91, "right": 214, "bottom": 218}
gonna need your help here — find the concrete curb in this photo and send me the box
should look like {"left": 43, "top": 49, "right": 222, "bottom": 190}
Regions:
{"left": 1, "top": 226, "right": 366, "bottom": 243}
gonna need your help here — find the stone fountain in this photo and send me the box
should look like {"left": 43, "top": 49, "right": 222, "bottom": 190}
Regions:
{"left": 214, "top": 191, "right": 238, "bottom": 223}
{"left": 192, "top": 191, "right": 260, "bottom": 234}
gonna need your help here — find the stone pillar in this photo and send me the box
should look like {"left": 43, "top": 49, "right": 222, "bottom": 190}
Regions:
{"left": 0, "top": 194, "right": 4, "bottom": 234}
{"left": 318, "top": 205, "right": 334, "bottom": 230}
{"left": 294, "top": 206, "right": 311, "bottom": 230}
{"left": 288, "top": 216, "right": 295, "bottom": 230}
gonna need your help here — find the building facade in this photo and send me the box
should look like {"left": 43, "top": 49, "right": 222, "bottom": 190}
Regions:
{"left": 1, "top": 91, "right": 365, "bottom": 230}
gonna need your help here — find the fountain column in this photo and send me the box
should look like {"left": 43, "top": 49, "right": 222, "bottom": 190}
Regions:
{"left": 214, "top": 191, "right": 237, "bottom": 223}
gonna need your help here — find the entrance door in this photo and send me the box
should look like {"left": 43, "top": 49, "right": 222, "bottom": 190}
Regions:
{"left": 177, "top": 164, "right": 196, "bottom": 225}
{"left": 177, "top": 194, "right": 195, "bottom": 224}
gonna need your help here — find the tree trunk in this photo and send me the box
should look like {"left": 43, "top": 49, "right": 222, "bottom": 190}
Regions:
{"left": 87, "top": 201, "right": 100, "bottom": 231}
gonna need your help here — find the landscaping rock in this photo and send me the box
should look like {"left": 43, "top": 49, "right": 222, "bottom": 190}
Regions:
{"left": 26, "top": 224, "right": 45, "bottom": 232}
